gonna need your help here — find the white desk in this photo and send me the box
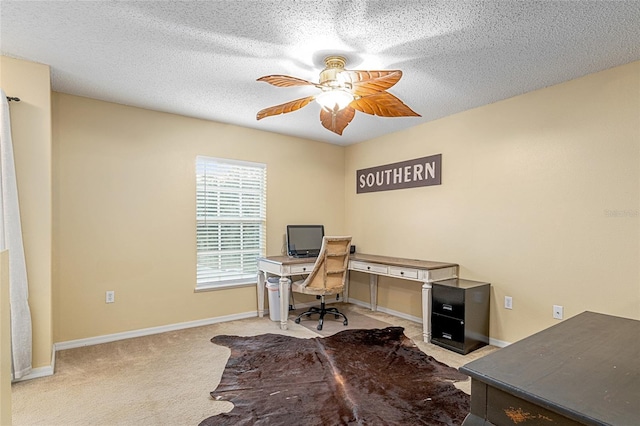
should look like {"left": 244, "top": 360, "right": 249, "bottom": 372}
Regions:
{"left": 257, "top": 253, "right": 459, "bottom": 342}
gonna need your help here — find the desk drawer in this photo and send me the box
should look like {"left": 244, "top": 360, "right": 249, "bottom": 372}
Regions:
{"left": 486, "top": 387, "right": 581, "bottom": 426}
{"left": 290, "top": 264, "right": 313, "bottom": 274}
{"left": 389, "top": 266, "right": 418, "bottom": 279}
{"left": 350, "top": 261, "right": 388, "bottom": 274}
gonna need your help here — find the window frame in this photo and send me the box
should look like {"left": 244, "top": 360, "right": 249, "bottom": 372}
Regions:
{"left": 195, "top": 155, "right": 267, "bottom": 291}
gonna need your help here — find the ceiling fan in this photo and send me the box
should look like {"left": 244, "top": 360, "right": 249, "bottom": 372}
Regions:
{"left": 256, "top": 56, "right": 421, "bottom": 136}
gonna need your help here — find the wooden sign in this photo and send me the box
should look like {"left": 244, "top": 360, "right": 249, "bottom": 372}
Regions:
{"left": 357, "top": 154, "right": 442, "bottom": 194}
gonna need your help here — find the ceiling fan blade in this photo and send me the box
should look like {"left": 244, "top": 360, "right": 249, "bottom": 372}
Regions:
{"left": 257, "top": 75, "right": 317, "bottom": 87}
{"left": 319, "top": 106, "right": 356, "bottom": 135}
{"left": 346, "top": 70, "right": 403, "bottom": 96}
{"left": 256, "top": 96, "right": 315, "bottom": 120}
{"left": 352, "top": 92, "right": 421, "bottom": 117}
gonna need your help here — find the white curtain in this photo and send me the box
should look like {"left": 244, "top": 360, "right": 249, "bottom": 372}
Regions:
{"left": 0, "top": 89, "right": 32, "bottom": 380}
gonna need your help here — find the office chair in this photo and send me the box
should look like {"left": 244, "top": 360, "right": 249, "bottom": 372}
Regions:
{"left": 292, "top": 236, "right": 352, "bottom": 331}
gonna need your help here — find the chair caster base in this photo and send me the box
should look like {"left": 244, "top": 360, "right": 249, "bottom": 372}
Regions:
{"left": 292, "top": 299, "right": 348, "bottom": 331}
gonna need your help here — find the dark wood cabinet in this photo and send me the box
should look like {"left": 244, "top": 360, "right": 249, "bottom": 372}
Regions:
{"left": 460, "top": 312, "right": 640, "bottom": 425}
{"left": 431, "top": 278, "right": 490, "bottom": 355}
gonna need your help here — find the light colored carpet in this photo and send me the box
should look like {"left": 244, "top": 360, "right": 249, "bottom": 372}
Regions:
{"left": 11, "top": 304, "right": 497, "bottom": 426}
{"left": 290, "top": 302, "right": 392, "bottom": 336}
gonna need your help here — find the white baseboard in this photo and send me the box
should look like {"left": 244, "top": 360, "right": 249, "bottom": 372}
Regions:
{"left": 55, "top": 311, "right": 258, "bottom": 351}
{"left": 489, "top": 337, "right": 511, "bottom": 348}
{"left": 12, "top": 356, "right": 55, "bottom": 383}
{"left": 12, "top": 344, "right": 56, "bottom": 382}
{"left": 14, "top": 365, "right": 54, "bottom": 382}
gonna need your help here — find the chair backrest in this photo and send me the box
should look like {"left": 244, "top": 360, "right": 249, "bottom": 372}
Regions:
{"left": 302, "top": 236, "right": 352, "bottom": 293}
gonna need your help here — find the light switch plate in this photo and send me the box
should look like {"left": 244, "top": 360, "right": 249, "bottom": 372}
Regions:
{"left": 504, "top": 296, "right": 513, "bottom": 310}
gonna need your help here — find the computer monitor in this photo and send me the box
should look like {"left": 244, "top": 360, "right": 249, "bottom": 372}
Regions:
{"left": 286, "top": 225, "right": 324, "bottom": 258}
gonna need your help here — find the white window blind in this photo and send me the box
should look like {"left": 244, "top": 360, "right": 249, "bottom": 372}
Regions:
{"left": 196, "top": 156, "right": 266, "bottom": 289}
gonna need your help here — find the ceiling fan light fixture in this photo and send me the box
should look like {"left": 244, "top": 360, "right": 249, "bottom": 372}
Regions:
{"left": 256, "top": 53, "right": 420, "bottom": 135}
{"left": 315, "top": 89, "right": 354, "bottom": 111}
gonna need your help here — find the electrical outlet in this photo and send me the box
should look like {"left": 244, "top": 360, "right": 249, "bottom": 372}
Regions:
{"left": 106, "top": 290, "right": 115, "bottom": 304}
{"left": 553, "top": 305, "right": 563, "bottom": 319}
{"left": 504, "top": 296, "right": 513, "bottom": 310}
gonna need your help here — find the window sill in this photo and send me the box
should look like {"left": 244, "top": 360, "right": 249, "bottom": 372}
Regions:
{"left": 194, "top": 280, "right": 257, "bottom": 293}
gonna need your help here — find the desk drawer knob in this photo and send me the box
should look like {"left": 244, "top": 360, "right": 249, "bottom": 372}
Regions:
{"left": 400, "top": 271, "right": 404, "bottom": 275}
{"left": 302, "top": 267, "right": 306, "bottom": 271}
{"left": 367, "top": 266, "right": 370, "bottom": 270}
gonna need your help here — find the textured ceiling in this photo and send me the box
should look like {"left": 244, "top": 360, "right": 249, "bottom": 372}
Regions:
{"left": 1, "top": 1, "right": 639, "bottom": 146}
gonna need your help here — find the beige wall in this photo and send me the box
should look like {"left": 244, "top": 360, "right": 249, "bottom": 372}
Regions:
{"left": 5, "top": 55, "right": 639, "bottom": 350}
{"left": 0, "top": 56, "right": 53, "bottom": 370}
{"left": 346, "top": 61, "right": 640, "bottom": 344}
{"left": 52, "top": 93, "right": 345, "bottom": 342}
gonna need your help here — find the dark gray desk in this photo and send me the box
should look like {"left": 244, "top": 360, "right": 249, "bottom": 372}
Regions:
{"left": 460, "top": 311, "right": 640, "bottom": 425}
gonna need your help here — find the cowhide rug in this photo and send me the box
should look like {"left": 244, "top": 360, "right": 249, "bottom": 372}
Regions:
{"left": 199, "top": 327, "right": 470, "bottom": 425}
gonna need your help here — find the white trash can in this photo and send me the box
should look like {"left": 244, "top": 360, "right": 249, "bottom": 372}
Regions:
{"left": 266, "top": 277, "right": 281, "bottom": 322}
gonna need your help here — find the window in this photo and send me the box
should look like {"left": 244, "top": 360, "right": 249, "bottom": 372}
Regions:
{"left": 196, "top": 156, "right": 266, "bottom": 289}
